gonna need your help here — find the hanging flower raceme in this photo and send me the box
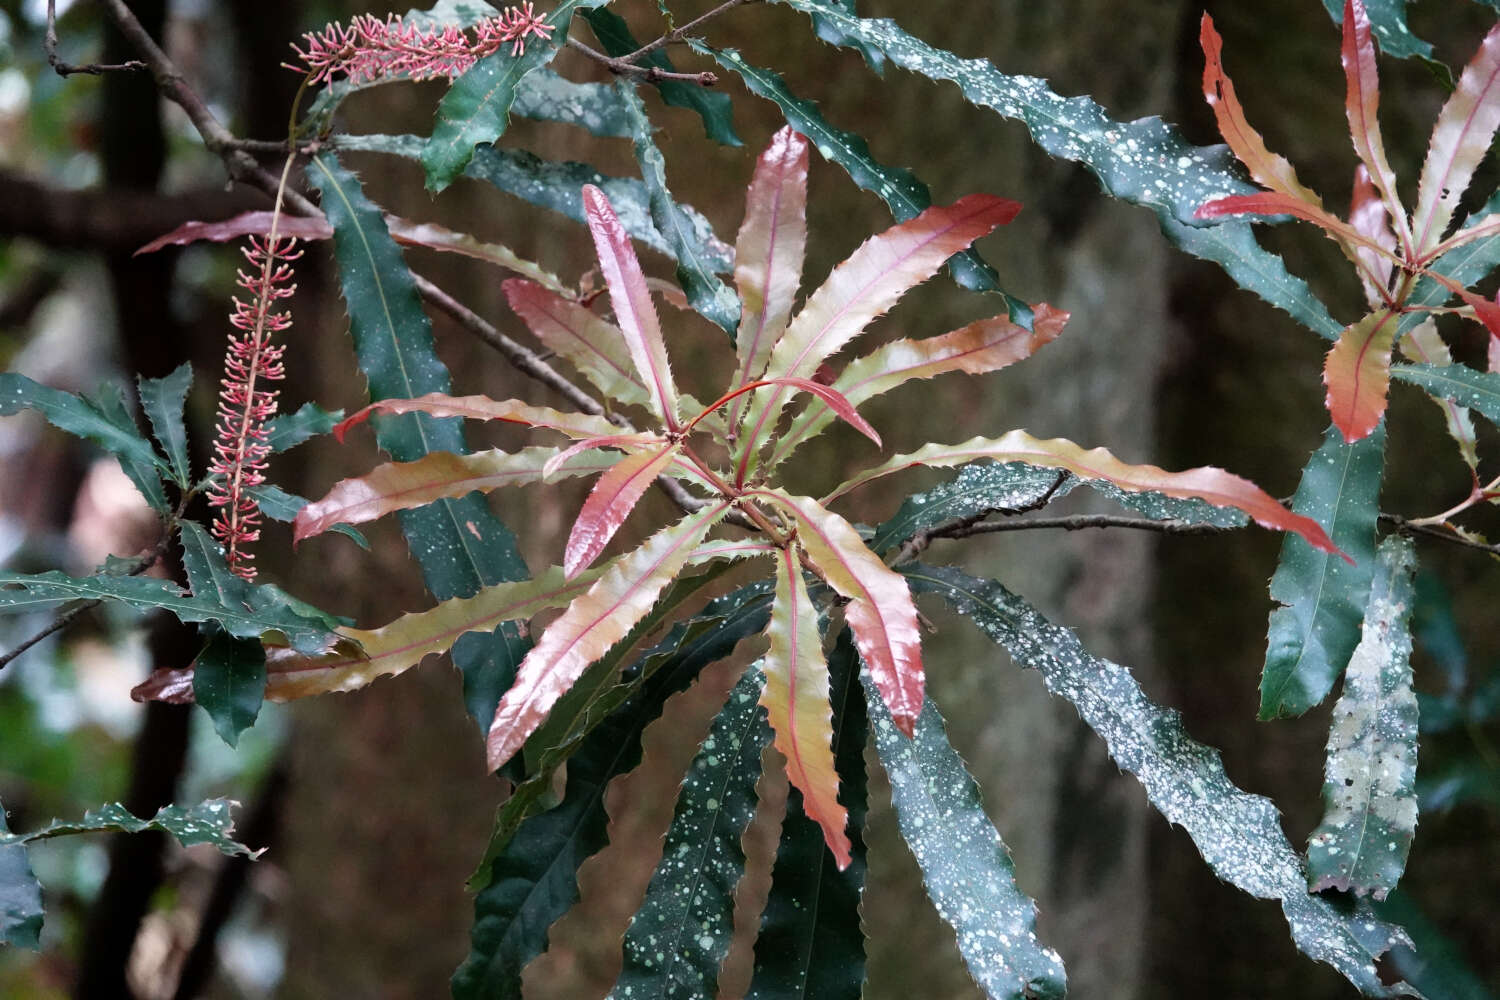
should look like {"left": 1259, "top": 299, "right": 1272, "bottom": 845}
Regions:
{"left": 208, "top": 235, "right": 300, "bottom": 580}
{"left": 291, "top": 2, "right": 554, "bottom": 85}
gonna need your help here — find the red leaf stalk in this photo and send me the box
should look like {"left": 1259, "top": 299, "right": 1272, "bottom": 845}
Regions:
{"left": 291, "top": 3, "right": 554, "bottom": 85}
{"left": 208, "top": 235, "right": 300, "bottom": 580}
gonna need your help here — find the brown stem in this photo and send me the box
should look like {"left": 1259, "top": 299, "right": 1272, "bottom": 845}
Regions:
{"left": 46, "top": 0, "right": 146, "bottom": 76}
{"left": 618, "top": 0, "right": 763, "bottom": 64}
{"left": 566, "top": 38, "right": 718, "bottom": 85}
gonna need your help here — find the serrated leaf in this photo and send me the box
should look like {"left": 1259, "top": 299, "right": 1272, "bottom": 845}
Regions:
{"left": 730, "top": 126, "right": 809, "bottom": 429}
{"left": 1397, "top": 323, "right": 1479, "bottom": 471}
{"left": 193, "top": 628, "right": 266, "bottom": 748}
{"left": 386, "top": 216, "right": 572, "bottom": 294}
{"left": 869, "top": 461, "right": 1076, "bottom": 556}
{"left": 1197, "top": 191, "right": 1378, "bottom": 254}
{"left": 748, "top": 629, "right": 868, "bottom": 1000}
{"left": 1341, "top": 0, "right": 1413, "bottom": 252}
{"left": 1263, "top": 423, "right": 1386, "bottom": 718}
{"left": 307, "top": 153, "right": 531, "bottom": 738}
{"left": 1319, "top": 0, "right": 1438, "bottom": 63}
{"left": 619, "top": 81, "right": 741, "bottom": 334}
{"left": 1413, "top": 22, "right": 1500, "bottom": 251}
{"left": 864, "top": 643, "right": 1065, "bottom": 1000}
{"left": 696, "top": 43, "right": 1025, "bottom": 318}
{"left": 1308, "top": 535, "right": 1419, "bottom": 899}
{"left": 908, "top": 564, "right": 1419, "bottom": 998}
{"left": 771, "top": 304, "right": 1066, "bottom": 469}
{"left": 0, "top": 568, "right": 336, "bottom": 655}
{"left": 265, "top": 401, "right": 343, "bottom": 454}
{"left": 0, "top": 802, "right": 43, "bottom": 950}
{"left": 565, "top": 443, "right": 681, "bottom": 577}
{"left": 827, "top": 431, "right": 1339, "bottom": 555}
{"left": 503, "top": 279, "right": 651, "bottom": 409}
{"left": 136, "top": 363, "right": 192, "bottom": 487}
{"left": 1373, "top": 892, "right": 1497, "bottom": 1000}
{"left": 422, "top": 0, "right": 609, "bottom": 191}
{"left": 511, "top": 66, "right": 633, "bottom": 138}
{"left": 337, "top": 135, "right": 734, "bottom": 274}
{"left": 763, "top": 545, "right": 849, "bottom": 867}
{"left": 295, "top": 447, "right": 613, "bottom": 542}
{"left": 336, "top": 390, "right": 622, "bottom": 442}
{"left": 246, "top": 484, "right": 371, "bottom": 550}
{"left": 1391, "top": 362, "right": 1500, "bottom": 428}
{"left": 753, "top": 488, "right": 922, "bottom": 737}
{"left": 0, "top": 373, "right": 168, "bottom": 511}
{"left": 1353, "top": 165, "right": 1400, "bottom": 308}
{"left": 584, "top": 183, "right": 683, "bottom": 430}
{"left": 581, "top": 8, "right": 741, "bottom": 146}
{"left": 0, "top": 799, "right": 257, "bottom": 858}
{"left": 453, "top": 584, "right": 772, "bottom": 1000}
{"left": 609, "top": 663, "right": 773, "bottom": 999}
{"left": 1325, "top": 308, "right": 1400, "bottom": 442}
{"left": 486, "top": 504, "right": 729, "bottom": 770}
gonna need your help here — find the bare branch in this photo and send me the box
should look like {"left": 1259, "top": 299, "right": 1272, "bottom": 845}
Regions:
{"left": 566, "top": 38, "right": 718, "bottom": 85}
{"left": 46, "top": 0, "right": 146, "bottom": 76}
{"left": 618, "top": 0, "right": 762, "bottom": 64}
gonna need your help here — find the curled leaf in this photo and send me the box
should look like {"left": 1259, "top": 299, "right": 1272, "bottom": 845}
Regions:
{"left": 334, "top": 391, "right": 620, "bottom": 441}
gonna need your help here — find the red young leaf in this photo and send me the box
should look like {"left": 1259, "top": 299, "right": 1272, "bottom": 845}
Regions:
{"left": 1199, "top": 14, "right": 1326, "bottom": 208}
{"left": 135, "top": 211, "right": 333, "bottom": 254}
{"left": 825, "top": 432, "right": 1346, "bottom": 561}
{"left": 753, "top": 488, "right": 924, "bottom": 737}
{"left": 564, "top": 443, "right": 682, "bottom": 578}
{"left": 763, "top": 543, "right": 851, "bottom": 868}
{"left": 542, "top": 433, "right": 666, "bottom": 480}
{"left": 294, "top": 446, "right": 616, "bottom": 542}
{"left": 1425, "top": 212, "right": 1500, "bottom": 264}
{"left": 1196, "top": 192, "right": 1382, "bottom": 256}
{"left": 503, "top": 278, "right": 651, "bottom": 409}
{"left": 1341, "top": 0, "right": 1412, "bottom": 252}
{"left": 486, "top": 504, "right": 730, "bottom": 771}
{"left": 1324, "top": 309, "right": 1400, "bottom": 443}
{"left": 1413, "top": 21, "right": 1500, "bottom": 252}
{"left": 334, "top": 392, "right": 620, "bottom": 442}
{"left": 699, "top": 377, "right": 881, "bottom": 446}
{"left": 729, "top": 125, "right": 810, "bottom": 429}
{"left": 582, "top": 184, "right": 680, "bottom": 431}
{"left": 1418, "top": 268, "right": 1500, "bottom": 339}
{"left": 1350, "top": 165, "right": 1397, "bottom": 308}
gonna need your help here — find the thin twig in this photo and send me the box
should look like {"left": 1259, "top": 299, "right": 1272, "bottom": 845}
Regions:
{"left": 1379, "top": 512, "right": 1500, "bottom": 557}
{"left": 618, "top": 0, "right": 762, "bottom": 64}
{"left": 45, "top": 0, "right": 146, "bottom": 76}
{"left": 893, "top": 472, "right": 1068, "bottom": 565}
{"left": 566, "top": 38, "right": 717, "bottom": 85}
{"left": 935, "top": 513, "right": 1227, "bottom": 541}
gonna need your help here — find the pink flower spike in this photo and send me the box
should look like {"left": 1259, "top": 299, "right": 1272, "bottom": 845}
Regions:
{"left": 290, "top": 5, "right": 553, "bottom": 83}
{"left": 207, "top": 235, "right": 300, "bottom": 580}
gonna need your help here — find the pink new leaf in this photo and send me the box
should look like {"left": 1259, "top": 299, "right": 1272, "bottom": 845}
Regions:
{"left": 825, "top": 432, "right": 1345, "bottom": 561}
{"left": 542, "top": 433, "right": 665, "bottom": 480}
{"left": 294, "top": 446, "right": 616, "bottom": 542}
{"left": 486, "top": 504, "right": 730, "bottom": 771}
{"left": 564, "top": 443, "right": 682, "bottom": 578}
{"left": 753, "top": 488, "right": 923, "bottom": 737}
{"left": 582, "top": 184, "right": 680, "bottom": 431}
{"left": 1350, "top": 165, "right": 1397, "bottom": 308}
{"left": 1196, "top": 192, "right": 1385, "bottom": 256}
{"left": 729, "top": 126, "right": 810, "bottom": 429}
{"left": 135, "top": 212, "right": 333, "bottom": 254}
{"left": 1324, "top": 309, "right": 1400, "bottom": 443}
{"left": 503, "top": 278, "right": 651, "bottom": 409}
{"left": 1199, "top": 14, "right": 1325, "bottom": 207}
{"left": 334, "top": 392, "right": 620, "bottom": 442}
{"left": 764, "top": 543, "right": 851, "bottom": 868}
{"left": 1399, "top": 320, "right": 1479, "bottom": 471}
{"left": 1342, "top": 0, "right": 1412, "bottom": 253}
{"left": 1414, "top": 21, "right": 1500, "bottom": 252}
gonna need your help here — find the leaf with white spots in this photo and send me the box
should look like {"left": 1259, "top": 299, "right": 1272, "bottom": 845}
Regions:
{"left": 864, "top": 642, "right": 1066, "bottom": 1000}
{"left": 0, "top": 800, "right": 258, "bottom": 858}
{"left": 749, "top": 629, "right": 869, "bottom": 1000}
{"left": 609, "top": 663, "right": 773, "bottom": 999}
{"left": 908, "top": 563, "right": 1420, "bottom": 998}
{"left": 868, "top": 462, "right": 1077, "bottom": 556}
{"left": 1308, "top": 535, "right": 1420, "bottom": 899}
{"left": 1, "top": 800, "right": 43, "bottom": 950}
{"left": 1262, "top": 423, "right": 1386, "bottom": 718}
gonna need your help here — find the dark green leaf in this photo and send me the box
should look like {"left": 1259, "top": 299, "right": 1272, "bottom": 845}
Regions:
{"left": 610, "top": 663, "right": 773, "bottom": 999}
{"left": 137, "top": 363, "right": 193, "bottom": 487}
{"left": 805, "top": 0, "right": 885, "bottom": 73}
{"left": 582, "top": 8, "right": 742, "bottom": 146}
{"left": 247, "top": 484, "right": 371, "bottom": 550}
{"left": 333, "top": 135, "right": 733, "bottom": 274}
{"left": 1318, "top": 0, "right": 1446, "bottom": 70}
{"left": 619, "top": 81, "right": 740, "bottom": 334}
{"left": 422, "top": 0, "right": 610, "bottom": 191}
{"left": 1262, "top": 423, "right": 1386, "bottom": 718}
{"left": 453, "top": 583, "right": 773, "bottom": 1000}
{"left": 695, "top": 42, "right": 1030, "bottom": 324}
{"left": 0, "top": 801, "right": 43, "bottom": 950}
{"left": 1391, "top": 363, "right": 1500, "bottom": 428}
{"left": 748, "top": 630, "right": 869, "bottom": 1000}
{"left": 193, "top": 627, "right": 267, "bottom": 749}
{"left": 765, "top": 0, "right": 1345, "bottom": 338}
{"left": 1308, "top": 535, "right": 1419, "bottom": 899}
{"left": 0, "top": 799, "right": 258, "bottom": 857}
{"left": 512, "top": 67, "right": 633, "bottom": 137}
{"left": 1374, "top": 892, "right": 1496, "bottom": 1000}
{"left": 0, "top": 372, "right": 168, "bottom": 512}
{"left": 265, "top": 402, "right": 343, "bottom": 453}
{"left": 864, "top": 623, "right": 1064, "bottom": 1000}
{"left": 909, "top": 563, "right": 1419, "bottom": 998}
{"left": 0, "top": 569, "right": 335, "bottom": 654}
{"left": 870, "top": 462, "right": 1074, "bottom": 556}
{"left": 307, "top": 153, "right": 531, "bottom": 737}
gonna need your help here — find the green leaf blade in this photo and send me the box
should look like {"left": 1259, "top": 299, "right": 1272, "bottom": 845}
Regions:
{"left": 0, "top": 802, "right": 43, "bottom": 950}
{"left": 1391, "top": 363, "right": 1500, "bottom": 427}
{"left": 265, "top": 402, "right": 343, "bottom": 454}
{"left": 0, "top": 799, "right": 257, "bottom": 857}
{"left": 1262, "top": 423, "right": 1387, "bottom": 719}
{"left": 192, "top": 628, "right": 268, "bottom": 749}
{"left": 137, "top": 363, "right": 193, "bottom": 486}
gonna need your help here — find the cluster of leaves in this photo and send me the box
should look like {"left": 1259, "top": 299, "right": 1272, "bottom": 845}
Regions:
{"left": 6, "top": 0, "right": 1500, "bottom": 996}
